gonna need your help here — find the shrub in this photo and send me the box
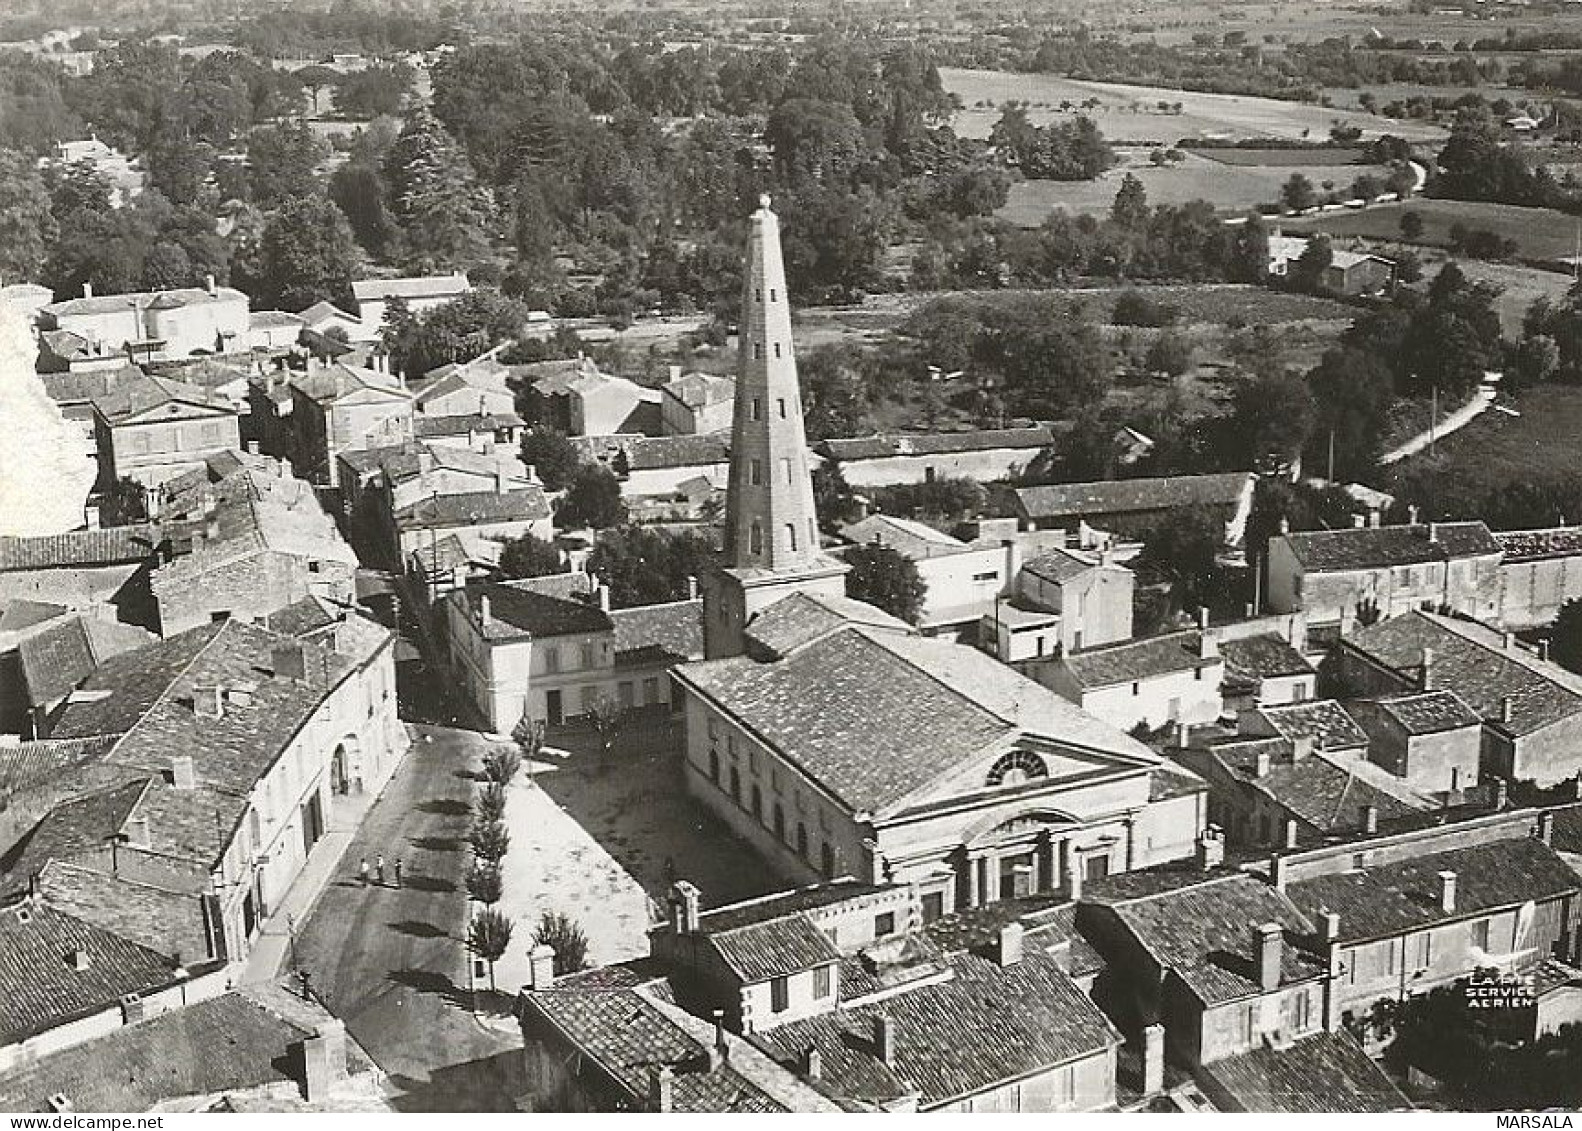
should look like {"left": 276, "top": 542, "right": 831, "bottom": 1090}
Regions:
{"left": 476, "top": 782, "right": 507, "bottom": 824}
{"left": 533, "top": 910, "right": 590, "bottom": 975}
{"left": 466, "top": 907, "right": 513, "bottom": 990}
{"left": 1111, "top": 289, "right": 1179, "bottom": 328}
{"left": 466, "top": 860, "right": 503, "bottom": 905}
{"left": 483, "top": 746, "right": 521, "bottom": 786}
{"left": 469, "top": 818, "right": 510, "bottom": 862}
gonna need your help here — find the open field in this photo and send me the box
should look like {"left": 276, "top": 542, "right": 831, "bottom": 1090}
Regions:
{"left": 941, "top": 67, "right": 1450, "bottom": 145}
{"left": 1282, "top": 199, "right": 1582, "bottom": 261}
{"left": 1434, "top": 257, "right": 1574, "bottom": 338}
{"left": 1196, "top": 146, "right": 1366, "bottom": 167}
{"left": 997, "top": 148, "right": 1391, "bottom": 224}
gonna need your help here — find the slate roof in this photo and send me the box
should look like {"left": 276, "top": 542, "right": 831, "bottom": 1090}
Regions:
{"left": 677, "top": 625, "right": 1155, "bottom": 814}
{"left": 1254, "top": 699, "right": 1369, "bottom": 750}
{"left": 752, "top": 947, "right": 1120, "bottom": 1111}
{"left": 1496, "top": 527, "right": 1582, "bottom": 563}
{"left": 1283, "top": 835, "right": 1582, "bottom": 943}
{"left": 1343, "top": 611, "right": 1582, "bottom": 737}
{"left": 819, "top": 427, "right": 1055, "bottom": 462}
{"left": 1060, "top": 630, "right": 1216, "bottom": 689}
{"left": 0, "top": 737, "right": 117, "bottom": 795}
{"left": 610, "top": 600, "right": 703, "bottom": 666}
{"left": 1199, "top": 1031, "right": 1410, "bottom": 1113}
{"left": 1012, "top": 472, "right": 1252, "bottom": 520}
{"left": 1219, "top": 634, "right": 1314, "bottom": 684}
{"left": 454, "top": 582, "right": 610, "bottom": 642}
{"left": 1099, "top": 874, "right": 1323, "bottom": 1006}
{"left": 1280, "top": 522, "right": 1498, "bottom": 572}
{"left": 393, "top": 488, "right": 551, "bottom": 529}
{"left": 0, "top": 901, "right": 183, "bottom": 1046}
{"left": 523, "top": 988, "right": 788, "bottom": 1112}
{"left": 18, "top": 616, "right": 157, "bottom": 708}
{"left": 743, "top": 592, "right": 912, "bottom": 659}
{"left": 0, "top": 526, "right": 163, "bottom": 572}
{"left": 0, "top": 986, "right": 372, "bottom": 1113}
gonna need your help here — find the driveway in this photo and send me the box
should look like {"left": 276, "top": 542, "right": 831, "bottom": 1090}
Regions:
{"left": 291, "top": 724, "right": 527, "bottom": 1111}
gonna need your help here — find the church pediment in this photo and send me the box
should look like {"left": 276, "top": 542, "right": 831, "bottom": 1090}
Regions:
{"left": 883, "top": 737, "right": 1151, "bottom": 815}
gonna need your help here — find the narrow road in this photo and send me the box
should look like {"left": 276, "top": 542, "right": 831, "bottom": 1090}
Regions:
{"left": 1378, "top": 385, "right": 1497, "bottom": 466}
{"left": 292, "top": 725, "right": 525, "bottom": 1111}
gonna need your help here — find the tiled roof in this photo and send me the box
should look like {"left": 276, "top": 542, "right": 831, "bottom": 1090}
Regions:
{"left": 1199, "top": 1031, "right": 1410, "bottom": 1113}
{"left": 43, "top": 368, "right": 145, "bottom": 407}
{"left": 393, "top": 487, "right": 551, "bottom": 529}
{"left": 1100, "top": 874, "right": 1323, "bottom": 1006}
{"left": 523, "top": 988, "right": 787, "bottom": 1112}
{"left": 839, "top": 514, "right": 968, "bottom": 560}
{"left": 413, "top": 412, "right": 525, "bottom": 438}
{"left": 33, "top": 861, "right": 211, "bottom": 963}
{"left": 93, "top": 374, "right": 235, "bottom": 424}
{"left": 574, "top": 433, "right": 730, "bottom": 472}
{"left": 1022, "top": 546, "right": 1107, "bottom": 585}
{"left": 1254, "top": 699, "right": 1370, "bottom": 750}
{"left": 819, "top": 427, "right": 1055, "bottom": 461}
{"left": 350, "top": 273, "right": 468, "bottom": 301}
{"left": 1219, "top": 634, "right": 1314, "bottom": 682}
{"left": 1368, "top": 690, "right": 1482, "bottom": 735}
{"left": 1189, "top": 738, "right": 1428, "bottom": 835}
{"left": 0, "top": 900, "right": 183, "bottom": 1046}
{"left": 753, "top": 947, "right": 1119, "bottom": 1110}
{"left": 1280, "top": 522, "right": 1498, "bottom": 572}
{"left": 453, "top": 582, "right": 610, "bottom": 641}
{"left": 0, "top": 598, "right": 68, "bottom": 633}
{"left": 522, "top": 357, "right": 601, "bottom": 395}
{"left": 18, "top": 616, "right": 157, "bottom": 708}
{"left": 45, "top": 622, "right": 224, "bottom": 740}
{"left": 1343, "top": 611, "right": 1582, "bottom": 736}
{"left": 0, "top": 987, "right": 371, "bottom": 1113}
{"left": 0, "top": 737, "right": 117, "bottom": 795}
{"left": 1013, "top": 472, "right": 1252, "bottom": 520}
{"left": 1060, "top": 630, "right": 1216, "bottom": 689}
{"left": 0, "top": 526, "right": 162, "bottom": 572}
{"left": 709, "top": 916, "right": 841, "bottom": 983}
{"left": 662, "top": 371, "right": 734, "bottom": 409}
{"left": 1283, "top": 835, "right": 1581, "bottom": 943}
{"left": 44, "top": 286, "right": 246, "bottom": 319}
{"left": 610, "top": 600, "right": 703, "bottom": 666}
{"left": 743, "top": 592, "right": 912, "bottom": 659}
{"left": 678, "top": 625, "right": 1154, "bottom": 814}
{"left": 290, "top": 363, "right": 410, "bottom": 405}
{"left": 1, "top": 780, "right": 151, "bottom": 895}
{"left": 1549, "top": 802, "right": 1582, "bottom": 857}
{"left": 1495, "top": 526, "right": 1582, "bottom": 563}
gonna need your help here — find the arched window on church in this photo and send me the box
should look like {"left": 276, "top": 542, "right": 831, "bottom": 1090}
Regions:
{"left": 986, "top": 749, "right": 1050, "bottom": 787}
{"left": 796, "top": 822, "right": 808, "bottom": 859}
{"left": 750, "top": 522, "right": 763, "bottom": 555}
{"left": 751, "top": 784, "right": 763, "bottom": 822}
{"left": 773, "top": 803, "right": 786, "bottom": 841}
{"left": 820, "top": 841, "right": 836, "bottom": 879}
{"left": 709, "top": 750, "right": 720, "bottom": 784}
{"left": 787, "top": 523, "right": 798, "bottom": 552}
{"left": 730, "top": 766, "right": 741, "bottom": 804}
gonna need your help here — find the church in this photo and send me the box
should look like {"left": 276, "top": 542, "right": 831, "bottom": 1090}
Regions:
{"left": 670, "top": 198, "right": 1208, "bottom": 920}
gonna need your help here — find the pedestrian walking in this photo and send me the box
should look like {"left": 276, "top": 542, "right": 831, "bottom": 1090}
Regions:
{"left": 394, "top": 858, "right": 403, "bottom": 888}
{"left": 375, "top": 854, "right": 386, "bottom": 886}
{"left": 358, "top": 857, "right": 369, "bottom": 886}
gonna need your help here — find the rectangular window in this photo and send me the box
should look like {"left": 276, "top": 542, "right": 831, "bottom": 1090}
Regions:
{"left": 771, "top": 976, "right": 789, "bottom": 1012}
{"left": 972, "top": 571, "right": 998, "bottom": 582}
{"left": 782, "top": 458, "right": 792, "bottom": 484}
{"left": 770, "top": 766, "right": 781, "bottom": 792}
{"left": 874, "top": 911, "right": 896, "bottom": 937}
{"left": 748, "top": 749, "right": 760, "bottom": 775}
{"left": 772, "top": 343, "right": 782, "bottom": 358}
{"left": 1132, "top": 682, "right": 1140, "bottom": 696}
{"left": 544, "top": 645, "right": 560, "bottom": 674}
{"left": 813, "top": 965, "right": 831, "bottom": 999}
{"left": 580, "top": 643, "right": 596, "bottom": 669}
{"left": 708, "top": 718, "right": 719, "bottom": 740}
{"left": 1472, "top": 918, "right": 1490, "bottom": 952}
{"left": 750, "top": 459, "right": 763, "bottom": 486}
{"left": 1416, "top": 931, "right": 1432, "bottom": 970}
{"left": 778, "top": 399, "right": 787, "bottom": 418}
{"left": 751, "top": 398, "right": 761, "bottom": 420}
{"left": 921, "top": 891, "right": 945, "bottom": 923}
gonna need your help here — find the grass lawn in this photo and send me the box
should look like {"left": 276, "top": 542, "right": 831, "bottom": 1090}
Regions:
{"left": 941, "top": 67, "right": 1448, "bottom": 145}
{"left": 998, "top": 149, "right": 1390, "bottom": 224}
{"left": 1283, "top": 199, "right": 1582, "bottom": 261}
{"left": 1386, "top": 385, "right": 1582, "bottom": 499}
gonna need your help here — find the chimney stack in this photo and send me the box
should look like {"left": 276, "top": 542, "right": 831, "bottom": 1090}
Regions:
{"left": 995, "top": 922, "right": 1024, "bottom": 967}
{"left": 495, "top": 467, "right": 508, "bottom": 495}
{"left": 301, "top": 1020, "right": 346, "bottom": 1103}
{"left": 1437, "top": 870, "right": 1458, "bottom": 914}
{"left": 873, "top": 1014, "right": 897, "bottom": 1067}
{"left": 529, "top": 944, "right": 556, "bottom": 990}
{"left": 83, "top": 504, "right": 100, "bottom": 531}
{"left": 204, "top": 273, "right": 216, "bottom": 296}
{"left": 170, "top": 755, "right": 196, "bottom": 791}
{"left": 69, "top": 948, "right": 91, "bottom": 972}
{"left": 1283, "top": 818, "right": 1300, "bottom": 850}
{"left": 193, "top": 686, "right": 224, "bottom": 719}
{"left": 1493, "top": 777, "right": 1509, "bottom": 810}
{"left": 1197, "top": 606, "right": 1210, "bottom": 631}
{"left": 1503, "top": 631, "right": 1516, "bottom": 651}
{"left": 1255, "top": 749, "right": 1272, "bottom": 778}
{"left": 478, "top": 593, "right": 492, "bottom": 627}
{"left": 1198, "top": 627, "right": 1218, "bottom": 660}
{"left": 802, "top": 1045, "right": 823, "bottom": 1081}
{"left": 1500, "top": 696, "right": 1515, "bottom": 726}
{"left": 671, "top": 880, "right": 702, "bottom": 935}
{"left": 597, "top": 584, "right": 611, "bottom": 613}
{"left": 82, "top": 281, "right": 93, "bottom": 299}
{"left": 1540, "top": 639, "right": 1553, "bottom": 663}
{"left": 1419, "top": 646, "right": 1434, "bottom": 691}
{"left": 1291, "top": 735, "right": 1314, "bottom": 762}
{"left": 1002, "top": 537, "right": 1022, "bottom": 585}
{"left": 1067, "top": 853, "right": 1084, "bottom": 900}
{"left": 1539, "top": 811, "right": 1555, "bottom": 846}
{"left": 1361, "top": 804, "right": 1378, "bottom": 834}
{"left": 1322, "top": 911, "right": 1341, "bottom": 941}
{"left": 1428, "top": 522, "right": 1440, "bottom": 544}
{"left": 1271, "top": 853, "right": 1289, "bottom": 891}
{"left": 1407, "top": 504, "right": 1420, "bottom": 525}
{"left": 1195, "top": 826, "right": 1225, "bottom": 870}
{"left": 710, "top": 1010, "right": 728, "bottom": 1070}
{"left": 1369, "top": 509, "right": 1382, "bottom": 529}
{"left": 1255, "top": 923, "right": 1283, "bottom": 992}
{"left": 687, "top": 575, "right": 699, "bottom": 601}
{"left": 1351, "top": 513, "right": 1366, "bottom": 529}
{"left": 1142, "top": 1023, "right": 1165, "bottom": 1096}
{"left": 648, "top": 1065, "right": 674, "bottom": 1112}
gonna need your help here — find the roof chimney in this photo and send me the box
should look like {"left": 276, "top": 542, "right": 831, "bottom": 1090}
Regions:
{"left": 1321, "top": 910, "right": 1341, "bottom": 941}
{"left": 1539, "top": 811, "right": 1555, "bottom": 846}
{"left": 204, "top": 273, "right": 216, "bottom": 296}
{"left": 301, "top": 1019, "right": 346, "bottom": 1104}
{"left": 648, "top": 1065, "right": 674, "bottom": 1112}
{"left": 710, "top": 1010, "right": 727, "bottom": 1070}
{"left": 1197, "top": 606, "right": 1210, "bottom": 631}
{"left": 1428, "top": 522, "right": 1440, "bottom": 544}
{"left": 671, "top": 880, "right": 701, "bottom": 935}
{"left": 1255, "top": 749, "right": 1272, "bottom": 778}
{"left": 1419, "top": 646, "right": 1434, "bottom": 691}
{"left": 1270, "top": 853, "right": 1289, "bottom": 891}
{"left": 1283, "top": 818, "right": 1300, "bottom": 850}
{"left": 1195, "top": 826, "right": 1225, "bottom": 870}
{"left": 1255, "top": 922, "right": 1283, "bottom": 992}
{"left": 597, "top": 584, "right": 611, "bottom": 613}
{"left": 873, "top": 1013, "right": 897, "bottom": 1067}
{"left": 1198, "top": 628, "right": 1219, "bottom": 660}
{"left": 193, "top": 686, "right": 224, "bottom": 719}
{"left": 1291, "top": 735, "right": 1314, "bottom": 762}
{"left": 495, "top": 467, "right": 508, "bottom": 495}
{"left": 1067, "top": 852, "right": 1084, "bottom": 900}
{"left": 1143, "top": 1023, "right": 1165, "bottom": 1096}
{"left": 687, "top": 575, "right": 699, "bottom": 601}
{"left": 478, "top": 593, "right": 492, "bottom": 627}
{"left": 1351, "top": 513, "right": 1366, "bottom": 529}
{"left": 1493, "top": 777, "right": 1509, "bottom": 810}
{"left": 1278, "top": 516, "right": 1290, "bottom": 535}
{"left": 1540, "top": 639, "right": 1552, "bottom": 663}
{"left": 1369, "top": 508, "right": 1381, "bottom": 529}
{"left": 1437, "top": 869, "right": 1458, "bottom": 914}
{"left": 995, "top": 921, "right": 1024, "bottom": 967}
{"left": 802, "top": 1045, "right": 823, "bottom": 1081}
{"left": 1502, "top": 631, "right": 1516, "bottom": 651}
{"left": 529, "top": 944, "right": 556, "bottom": 990}
{"left": 82, "top": 281, "right": 93, "bottom": 299}
{"left": 68, "top": 948, "right": 91, "bottom": 972}
{"left": 1361, "top": 804, "right": 1378, "bottom": 834}
{"left": 1407, "top": 504, "right": 1420, "bottom": 525}
{"left": 1500, "top": 695, "right": 1515, "bottom": 726}
{"left": 170, "top": 755, "right": 196, "bottom": 791}
{"left": 83, "top": 504, "right": 100, "bottom": 531}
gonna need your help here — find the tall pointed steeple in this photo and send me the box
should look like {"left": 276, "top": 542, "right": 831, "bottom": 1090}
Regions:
{"left": 724, "top": 195, "right": 821, "bottom": 572}
{"left": 702, "top": 196, "right": 848, "bottom": 658}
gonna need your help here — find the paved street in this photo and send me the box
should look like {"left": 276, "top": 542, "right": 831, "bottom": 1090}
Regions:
{"left": 291, "top": 724, "right": 527, "bottom": 1112}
